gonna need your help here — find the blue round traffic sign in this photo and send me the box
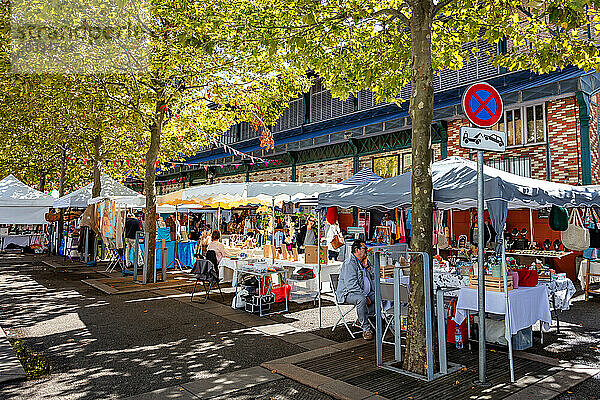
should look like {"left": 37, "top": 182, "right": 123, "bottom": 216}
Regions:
{"left": 462, "top": 83, "right": 503, "bottom": 128}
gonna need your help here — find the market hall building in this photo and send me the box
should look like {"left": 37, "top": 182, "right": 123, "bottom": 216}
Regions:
{"left": 155, "top": 41, "right": 600, "bottom": 280}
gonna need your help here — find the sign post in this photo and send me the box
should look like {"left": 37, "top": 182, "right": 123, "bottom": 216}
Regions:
{"left": 461, "top": 82, "right": 505, "bottom": 386}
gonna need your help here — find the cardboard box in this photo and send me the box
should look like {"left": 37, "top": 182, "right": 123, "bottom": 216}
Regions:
{"left": 305, "top": 245, "right": 328, "bottom": 265}
{"left": 263, "top": 244, "right": 273, "bottom": 258}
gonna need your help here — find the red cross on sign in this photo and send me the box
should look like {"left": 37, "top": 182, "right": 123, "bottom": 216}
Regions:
{"left": 462, "top": 83, "right": 503, "bottom": 128}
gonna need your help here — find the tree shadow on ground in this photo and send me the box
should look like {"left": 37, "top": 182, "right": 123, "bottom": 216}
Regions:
{"left": 0, "top": 258, "right": 306, "bottom": 400}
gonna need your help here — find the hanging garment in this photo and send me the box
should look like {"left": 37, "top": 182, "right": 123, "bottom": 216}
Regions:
{"left": 396, "top": 209, "right": 407, "bottom": 243}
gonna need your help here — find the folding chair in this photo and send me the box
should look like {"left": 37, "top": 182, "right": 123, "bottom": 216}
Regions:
{"left": 105, "top": 238, "right": 125, "bottom": 273}
{"left": 330, "top": 273, "right": 363, "bottom": 338}
{"left": 64, "top": 236, "right": 80, "bottom": 262}
{"left": 190, "top": 251, "right": 224, "bottom": 303}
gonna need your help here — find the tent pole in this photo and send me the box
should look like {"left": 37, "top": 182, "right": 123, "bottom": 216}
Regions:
{"left": 529, "top": 209, "right": 534, "bottom": 245}
{"left": 217, "top": 204, "right": 221, "bottom": 231}
{"left": 271, "top": 198, "right": 275, "bottom": 265}
{"left": 501, "top": 234, "right": 515, "bottom": 382}
{"left": 450, "top": 209, "right": 454, "bottom": 244}
{"left": 318, "top": 208, "right": 322, "bottom": 329}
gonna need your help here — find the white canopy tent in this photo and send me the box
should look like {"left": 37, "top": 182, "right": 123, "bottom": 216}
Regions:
{"left": 0, "top": 175, "right": 54, "bottom": 224}
{"left": 158, "top": 182, "right": 349, "bottom": 208}
{"left": 54, "top": 175, "right": 141, "bottom": 209}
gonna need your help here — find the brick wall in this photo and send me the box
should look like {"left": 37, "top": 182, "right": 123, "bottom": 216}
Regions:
{"left": 448, "top": 96, "right": 585, "bottom": 184}
{"left": 213, "top": 174, "right": 245, "bottom": 184}
{"left": 297, "top": 158, "right": 352, "bottom": 183}
{"left": 590, "top": 95, "right": 600, "bottom": 184}
{"left": 249, "top": 167, "right": 292, "bottom": 182}
{"left": 547, "top": 96, "right": 581, "bottom": 185}
{"left": 447, "top": 119, "right": 471, "bottom": 158}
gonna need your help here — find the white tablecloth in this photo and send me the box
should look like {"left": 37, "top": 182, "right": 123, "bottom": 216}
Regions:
{"left": 578, "top": 259, "right": 600, "bottom": 288}
{"left": 1, "top": 234, "right": 43, "bottom": 249}
{"left": 454, "top": 285, "right": 552, "bottom": 339}
{"left": 434, "top": 272, "right": 574, "bottom": 311}
{"left": 544, "top": 278, "right": 576, "bottom": 310}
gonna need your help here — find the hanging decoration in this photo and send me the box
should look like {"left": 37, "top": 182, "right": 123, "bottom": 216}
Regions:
{"left": 159, "top": 104, "right": 278, "bottom": 168}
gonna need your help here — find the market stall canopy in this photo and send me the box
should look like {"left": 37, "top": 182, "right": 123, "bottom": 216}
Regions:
{"left": 318, "top": 157, "right": 600, "bottom": 211}
{"left": 318, "top": 156, "right": 600, "bottom": 240}
{"left": 88, "top": 194, "right": 145, "bottom": 208}
{"left": 0, "top": 174, "right": 54, "bottom": 224}
{"left": 246, "top": 182, "right": 349, "bottom": 204}
{"left": 340, "top": 168, "right": 383, "bottom": 185}
{"left": 158, "top": 182, "right": 348, "bottom": 208}
{"left": 53, "top": 175, "right": 140, "bottom": 209}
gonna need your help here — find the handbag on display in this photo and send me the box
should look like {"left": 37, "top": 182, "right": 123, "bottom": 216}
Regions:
{"left": 561, "top": 208, "right": 590, "bottom": 251}
{"left": 331, "top": 234, "right": 344, "bottom": 250}
{"left": 549, "top": 205, "right": 569, "bottom": 231}
{"left": 514, "top": 269, "right": 539, "bottom": 287}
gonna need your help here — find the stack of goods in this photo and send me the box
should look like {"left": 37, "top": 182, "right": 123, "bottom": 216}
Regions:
{"left": 380, "top": 264, "right": 395, "bottom": 278}
{"left": 537, "top": 267, "right": 555, "bottom": 282}
{"left": 470, "top": 274, "right": 514, "bottom": 291}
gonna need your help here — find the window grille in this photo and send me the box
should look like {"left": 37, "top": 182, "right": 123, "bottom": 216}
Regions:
{"left": 490, "top": 103, "right": 546, "bottom": 147}
{"left": 486, "top": 156, "right": 531, "bottom": 178}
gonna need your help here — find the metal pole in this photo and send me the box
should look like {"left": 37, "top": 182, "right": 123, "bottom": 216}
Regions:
{"left": 374, "top": 250, "right": 383, "bottom": 366}
{"left": 317, "top": 209, "right": 322, "bottom": 329}
{"left": 437, "top": 289, "right": 448, "bottom": 374}
{"left": 162, "top": 239, "right": 167, "bottom": 282}
{"left": 423, "top": 252, "right": 435, "bottom": 381}
{"left": 501, "top": 235, "right": 515, "bottom": 382}
{"left": 529, "top": 208, "right": 534, "bottom": 245}
{"left": 134, "top": 231, "right": 141, "bottom": 282}
{"left": 271, "top": 198, "right": 275, "bottom": 265}
{"left": 450, "top": 209, "right": 454, "bottom": 244}
{"left": 477, "top": 150, "right": 487, "bottom": 385}
{"left": 83, "top": 227, "right": 89, "bottom": 264}
{"left": 142, "top": 232, "right": 149, "bottom": 284}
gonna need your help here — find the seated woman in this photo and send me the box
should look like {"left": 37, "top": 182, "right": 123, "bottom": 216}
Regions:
{"left": 207, "top": 230, "right": 226, "bottom": 264}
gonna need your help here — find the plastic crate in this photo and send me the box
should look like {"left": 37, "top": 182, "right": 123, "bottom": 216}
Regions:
{"left": 245, "top": 302, "right": 271, "bottom": 314}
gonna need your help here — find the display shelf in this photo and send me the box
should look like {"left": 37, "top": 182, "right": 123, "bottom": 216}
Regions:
{"left": 506, "top": 250, "right": 572, "bottom": 259}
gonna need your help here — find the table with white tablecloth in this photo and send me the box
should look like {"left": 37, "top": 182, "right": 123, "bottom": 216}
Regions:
{"left": 578, "top": 259, "right": 600, "bottom": 289}
{"left": 429, "top": 271, "right": 575, "bottom": 311}
{"left": 454, "top": 285, "right": 552, "bottom": 339}
{"left": 1, "top": 234, "right": 44, "bottom": 249}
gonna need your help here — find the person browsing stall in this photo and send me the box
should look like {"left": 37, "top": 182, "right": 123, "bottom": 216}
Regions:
{"left": 296, "top": 217, "right": 317, "bottom": 254}
{"left": 124, "top": 212, "right": 142, "bottom": 269}
{"left": 336, "top": 239, "right": 376, "bottom": 340}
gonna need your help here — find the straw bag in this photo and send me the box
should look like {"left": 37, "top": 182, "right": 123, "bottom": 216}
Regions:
{"left": 435, "top": 212, "right": 449, "bottom": 249}
{"left": 561, "top": 209, "right": 590, "bottom": 251}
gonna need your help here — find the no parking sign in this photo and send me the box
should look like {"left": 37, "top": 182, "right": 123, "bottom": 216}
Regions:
{"left": 462, "top": 83, "right": 503, "bottom": 128}
{"left": 460, "top": 83, "right": 506, "bottom": 152}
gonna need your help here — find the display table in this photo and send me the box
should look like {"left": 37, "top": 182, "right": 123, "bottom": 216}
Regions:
{"left": 454, "top": 285, "right": 552, "bottom": 339}
{"left": 177, "top": 241, "right": 197, "bottom": 268}
{"left": 1, "top": 234, "right": 44, "bottom": 250}
{"left": 132, "top": 241, "right": 176, "bottom": 268}
{"left": 506, "top": 250, "right": 572, "bottom": 259}
{"left": 233, "top": 263, "right": 289, "bottom": 316}
{"left": 578, "top": 259, "right": 600, "bottom": 287}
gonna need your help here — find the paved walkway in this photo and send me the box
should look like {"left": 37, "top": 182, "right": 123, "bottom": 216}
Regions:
{"left": 0, "top": 327, "right": 26, "bottom": 384}
{"left": 1, "top": 255, "right": 599, "bottom": 399}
